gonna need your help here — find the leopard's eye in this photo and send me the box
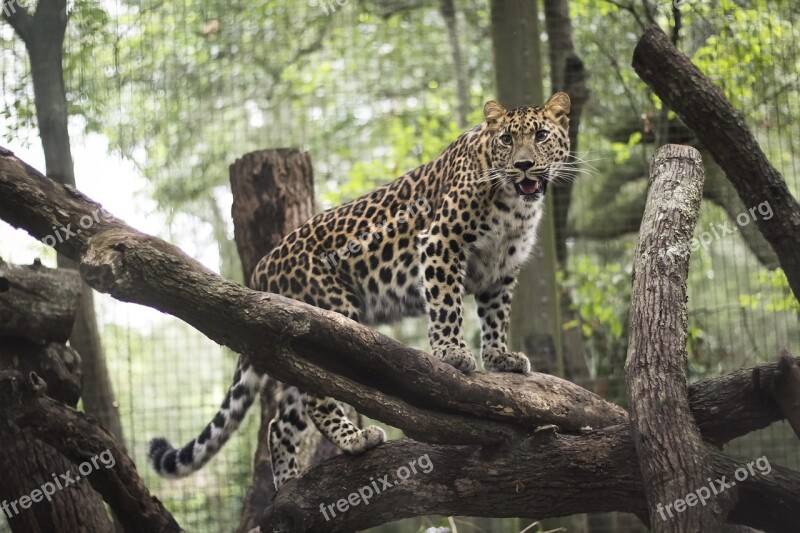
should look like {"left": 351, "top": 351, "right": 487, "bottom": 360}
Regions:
{"left": 499, "top": 133, "right": 513, "bottom": 145}
{"left": 535, "top": 129, "right": 550, "bottom": 142}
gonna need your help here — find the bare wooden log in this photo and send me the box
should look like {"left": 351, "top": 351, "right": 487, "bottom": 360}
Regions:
{"left": 0, "top": 259, "right": 81, "bottom": 343}
{"left": 625, "top": 145, "right": 731, "bottom": 531}
{"left": 772, "top": 350, "right": 800, "bottom": 439}
{"left": 688, "top": 356, "right": 791, "bottom": 446}
{"left": 0, "top": 370, "right": 180, "bottom": 532}
{"left": 632, "top": 26, "right": 800, "bottom": 301}
{"left": 261, "top": 431, "right": 800, "bottom": 532}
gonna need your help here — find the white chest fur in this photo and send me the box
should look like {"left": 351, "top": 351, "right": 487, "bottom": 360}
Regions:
{"left": 464, "top": 201, "right": 544, "bottom": 295}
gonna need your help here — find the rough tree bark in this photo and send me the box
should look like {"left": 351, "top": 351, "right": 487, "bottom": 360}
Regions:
{"left": 0, "top": 370, "right": 180, "bottom": 532}
{"left": 632, "top": 26, "right": 800, "bottom": 302}
{"left": 1, "top": 0, "right": 124, "bottom": 443}
{"left": 231, "top": 149, "right": 316, "bottom": 283}
{"left": 1, "top": 145, "right": 799, "bottom": 531}
{"left": 0, "top": 345, "right": 112, "bottom": 533}
{"left": 772, "top": 350, "right": 800, "bottom": 439}
{"left": 0, "top": 258, "right": 81, "bottom": 343}
{"left": 230, "top": 148, "right": 344, "bottom": 532}
{"left": 261, "top": 424, "right": 800, "bottom": 532}
{"left": 625, "top": 145, "right": 730, "bottom": 531}
{"left": 0, "top": 261, "right": 111, "bottom": 532}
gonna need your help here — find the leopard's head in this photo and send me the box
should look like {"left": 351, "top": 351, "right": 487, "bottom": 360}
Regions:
{"left": 482, "top": 92, "right": 571, "bottom": 201}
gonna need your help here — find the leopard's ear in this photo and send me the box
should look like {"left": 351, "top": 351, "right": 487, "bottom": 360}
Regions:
{"left": 483, "top": 100, "right": 508, "bottom": 130}
{"left": 544, "top": 92, "right": 571, "bottom": 129}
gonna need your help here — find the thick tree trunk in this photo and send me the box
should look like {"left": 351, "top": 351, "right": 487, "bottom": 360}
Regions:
{"left": 2, "top": 0, "right": 124, "bottom": 443}
{"left": 632, "top": 26, "right": 800, "bottom": 302}
{"left": 490, "top": 0, "right": 564, "bottom": 375}
{"left": 543, "top": 0, "right": 589, "bottom": 268}
{"left": 230, "top": 148, "right": 329, "bottom": 532}
{"left": 625, "top": 145, "right": 729, "bottom": 531}
{"left": 2, "top": 147, "right": 799, "bottom": 532}
{"left": 543, "top": 0, "right": 591, "bottom": 386}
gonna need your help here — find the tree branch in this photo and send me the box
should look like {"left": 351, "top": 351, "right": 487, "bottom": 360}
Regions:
{"left": 632, "top": 26, "right": 800, "bottom": 302}
{"left": 772, "top": 350, "right": 800, "bottom": 439}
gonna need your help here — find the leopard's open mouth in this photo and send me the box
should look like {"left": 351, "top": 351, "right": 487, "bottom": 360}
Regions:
{"left": 514, "top": 178, "right": 543, "bottom": 197}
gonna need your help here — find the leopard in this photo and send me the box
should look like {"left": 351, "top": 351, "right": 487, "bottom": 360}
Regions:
{"left": 148, "top": 92, "right": 571, "bottom": 489}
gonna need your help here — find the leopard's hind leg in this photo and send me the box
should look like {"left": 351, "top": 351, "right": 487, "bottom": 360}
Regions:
{"left": 268, "top": 386, "right": 310, "bottom": 489}
{"left": 305, "top": 394, "right": 385, "bottom": 455}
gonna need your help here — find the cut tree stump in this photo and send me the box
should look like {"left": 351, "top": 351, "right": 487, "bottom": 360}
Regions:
{"left": 230, "top": 148, "right": 348, "bottom": 532}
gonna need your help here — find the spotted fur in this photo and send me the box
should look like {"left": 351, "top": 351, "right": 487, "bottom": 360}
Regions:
{"left": 148, "top": 93, "right": 571, "bottom": 487}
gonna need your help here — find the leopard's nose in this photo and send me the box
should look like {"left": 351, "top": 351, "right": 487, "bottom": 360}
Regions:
{"left": 513, "top": 160, "right": 534, "bottom": 171}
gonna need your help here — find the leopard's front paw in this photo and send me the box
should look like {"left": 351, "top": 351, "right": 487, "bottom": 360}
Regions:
{"left": 345, "top": 425, "right": 386, "bottom": 455}
{"left": 483, "top": 349, "right": 531, "bottom": 374}
{"left": 433, "top": 345, "right": 476, "bottom": 373}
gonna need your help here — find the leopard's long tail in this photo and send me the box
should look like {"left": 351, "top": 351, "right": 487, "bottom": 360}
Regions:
{"left": 148, "top": 356, "right": 262, "bottom": 477}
